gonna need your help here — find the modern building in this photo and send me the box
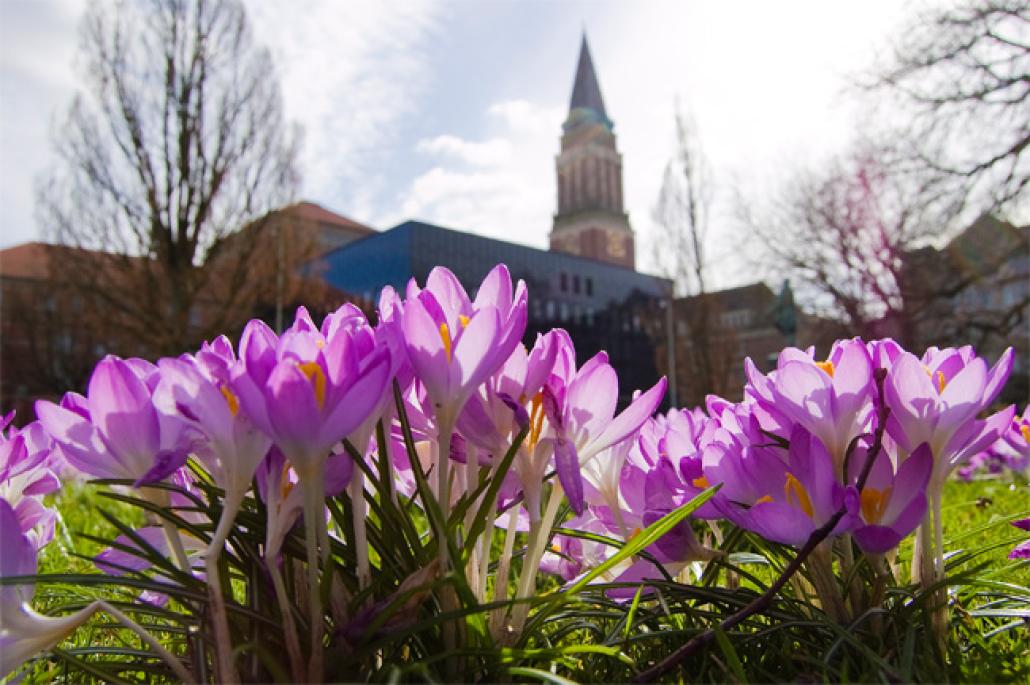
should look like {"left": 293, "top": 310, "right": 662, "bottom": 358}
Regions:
{"left": 315, "top": 220, "right": 670, "bottom": 405}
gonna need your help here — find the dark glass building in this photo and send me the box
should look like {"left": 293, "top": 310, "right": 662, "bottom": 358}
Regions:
{"left": 313, "top": 220, "right": 672, "bottom": 406}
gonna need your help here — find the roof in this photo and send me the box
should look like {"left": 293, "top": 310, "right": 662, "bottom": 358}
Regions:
{"left": 676, "top": 282, "right": 776, "bottom": 312}
{"left": 279, "top": 201, "right": 374, "bottom": 234}
{"left": 315, "top": 219, "right": 671, "bottom": 304}
{"left": 568, "top": 34, "right": 610, "bottom": 127}
{"left": 0, "top": 242, "right": 53, "bottom": 279}
{"left": 0, "top": 242, "right": 111, "bottom": 280}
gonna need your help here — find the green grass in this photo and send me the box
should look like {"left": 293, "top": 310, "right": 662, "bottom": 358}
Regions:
{"left": 15, "top": 476, "right": 1030, "bottom": 683}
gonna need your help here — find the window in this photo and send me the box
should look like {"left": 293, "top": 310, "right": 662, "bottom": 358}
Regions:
{"left": 573, "top": 275, "right": 581, "bottom": 294}
{"left": 545, "top": 300, "right": 556, "bottom": 319}
{"left": 559, "top": 302, "right": 570, "bottom": 322}
{"left": 585, "top": 278, "right": 593, "bottom": 296}
{"left": 560, "top": 272, "right": 568, "bottom": 292}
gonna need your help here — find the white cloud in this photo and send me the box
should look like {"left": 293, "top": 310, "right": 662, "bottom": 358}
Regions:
{"left": 393, "top": 99, "right": 563, "bottom": 247}
{"left": 416, "top": 135, "right": 512, "bottom": 167}
{"left": 245, "top": 0, "right": 442, "bottom": 224}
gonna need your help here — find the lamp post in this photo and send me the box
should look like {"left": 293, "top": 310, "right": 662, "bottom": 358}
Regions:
{"left": 663, "top": 297, "right": 678, "bottom": 408}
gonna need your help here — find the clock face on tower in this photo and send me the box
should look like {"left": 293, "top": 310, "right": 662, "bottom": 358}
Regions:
{"left": 607, "top": 230, "right": 626, "bottom": 258}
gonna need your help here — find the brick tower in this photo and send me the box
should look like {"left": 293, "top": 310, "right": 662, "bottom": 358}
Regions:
{"left": 549, "top": 34, "right": 634, "bottom": 269}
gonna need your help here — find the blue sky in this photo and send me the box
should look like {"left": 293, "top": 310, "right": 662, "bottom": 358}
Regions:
{"left": 1, "top": 0, "right": 924, "bottom": 286}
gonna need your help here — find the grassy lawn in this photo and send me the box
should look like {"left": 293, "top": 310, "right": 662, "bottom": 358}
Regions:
{"left": 21, "top": 474, "right": 1030, "bottom": 682}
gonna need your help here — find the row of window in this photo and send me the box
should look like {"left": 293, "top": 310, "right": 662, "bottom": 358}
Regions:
{"left": 558, "top": 272, "right": 594, "bottom": 296}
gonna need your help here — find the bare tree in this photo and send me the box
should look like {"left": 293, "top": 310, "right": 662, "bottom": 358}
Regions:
{"left": 652, "top": 107, "right": 712, "bottom": 298}
{"left": 865, "top": 0, "right": 1029, "bottom": 214}
{"left": 37, "top": 0, "right": 299, "bottom": 357}
{"left": 741, "top": 148, "right": 939, "bottom": 347}
{"left": 741, "top": 144, "right": 1028, "bottom": 352}
{"left": 651, "top": 107, "right": 735, "bottom": 403}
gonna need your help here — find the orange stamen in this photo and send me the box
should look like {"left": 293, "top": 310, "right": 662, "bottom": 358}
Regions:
{"left": 860, "top": 486, "right": 891, "bottom": 524}
{"left": 439, "top": 323, "right": 453, "bottom": 362}
{"left": 784, "top": 473, "right": 815, "bottom": 518}
{"left": 815, "top": 360, "right": 835, "bottom": 377}
{"left": 219, "top": 384, "right": 240, "bottom": 417}
{"left": 296, "top": 361, "right": 327, "bottom": 409}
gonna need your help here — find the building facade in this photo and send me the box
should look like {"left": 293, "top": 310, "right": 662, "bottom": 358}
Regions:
{"left": 549, "top": 35, "right": 635, "bottom": 269}
{"left": 0, "top": 202, "right": 369, "bottom": 421}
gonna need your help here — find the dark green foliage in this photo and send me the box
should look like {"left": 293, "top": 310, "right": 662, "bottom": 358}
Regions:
{"left": 10, "top": 469, "right": 1029, "bottom": 682}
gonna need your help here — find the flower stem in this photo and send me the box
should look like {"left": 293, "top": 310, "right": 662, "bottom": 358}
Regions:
{"left": 268, "top": 556, "right": 306, "bottom": 682}
{"left": 490, "top": 506, "right": 521, "bottom": 639}
{"left": 301, "top": 472, "right": 327, "bottom": 683}
{"left": 509, "top": 483, "right": 564, "bottom": 640}
{"left": 349, "top": 470, "right": 371, "bottom": 594}
{"left": 205, "top": 488, "right": 245, "bottom": 685}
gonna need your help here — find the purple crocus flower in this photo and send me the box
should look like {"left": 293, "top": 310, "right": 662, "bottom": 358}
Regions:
{"left": 400, "top": 265, "right": 527, "bottom": 429}
{"left": 993, "top": 405, "right": 1029, "bottom": 475}
{"left": 0, "top": 498, "right": 99, "bottom": 678}
{"left": 456, "top": 329, "right": 565, "bottom": 517}
{"left": 713, "top": 426, "right": 859, "bottom": 547}
{"left": 230, "top": 307, "right": 390, "bottom": 480}
{"left": 765, "top": 338, "right": 875, "bottom": 475}
{"left": 627, "top": 408, "right": 727, "bottom": 521}
{"left": 155, "top": 348, "right": 272, "bottom": 506}
{"left": 884, "top": 348, "right": 1014, "bottom": 484}
{"left": 848, "top": 443, "right": 932, "bottom": 554}
{"left": 230, "top": 305, "right": 391, "bottom": 674}
{"left": 0, "top": 421, "right": 60, "bottom": 549}
{"left": 36, "top": 356, "right": 197, "bottom": 487}
{"left": 0, "top": 499, "right": 191, "bottom": 681}
{"left": 543, "top": 351, "right": 667, "bottom": 515}
{"left": 1010, "top": 518, "right": 1030, "bottom": 560}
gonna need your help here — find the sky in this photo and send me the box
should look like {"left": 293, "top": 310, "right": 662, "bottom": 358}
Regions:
{"left": 0, "top": 0, "right": 926, "bottom": 288}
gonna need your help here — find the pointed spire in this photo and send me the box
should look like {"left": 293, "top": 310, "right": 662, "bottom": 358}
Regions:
{"left": 569, "top": 33, "right": 609, "bottom": 124}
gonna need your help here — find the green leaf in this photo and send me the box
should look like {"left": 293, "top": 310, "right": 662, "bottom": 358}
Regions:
{"left": 565, "top": 484, "right": 719, "bottom": 596}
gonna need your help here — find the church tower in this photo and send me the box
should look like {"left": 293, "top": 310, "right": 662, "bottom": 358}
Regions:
{"left": 549, "top": 34, "right": 634, "bottom": 269}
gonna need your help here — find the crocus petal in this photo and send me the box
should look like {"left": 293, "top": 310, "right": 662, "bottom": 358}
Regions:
{"left": 133, "top": 449, "right": 188, "bottom": 487}
{"left": 34, "top": 401, "right": 114, "bottom": 479}
{"left": 320, "top": 351, "right": 392, "bottom": 447}
{"left": 265, "top": 363, "right": 324, "bottom": 465}
{"left": 88, "top": 358, "right": 160, "bottom": 462}
{"left": 983, "top": 348, "right": 1014, "bottom": 406}
{"left": 938, "top": 358, "right": 987, "bottom": 429}
{"left": 401, "top": 294, "right": 451, "bottom": 399}
{"left": 473, "top": 263, "right": 513, "bottom": 313}
{"left": 853, "top": 524, "right": 904, "bottom": 555}
{"left": 555, "top": 438, "right": 585, "bottom": 515}
{"left": 585, "top": 378, "right": 667, "bottom": 462}
{"left": 566, "top": 357, "right": 619, "bottom": 447}
{"left": 745, "top": 501, "right": 815, "bottom": 547}
{"left": 452, "top": 307, "right": 503, "bottom": 390}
